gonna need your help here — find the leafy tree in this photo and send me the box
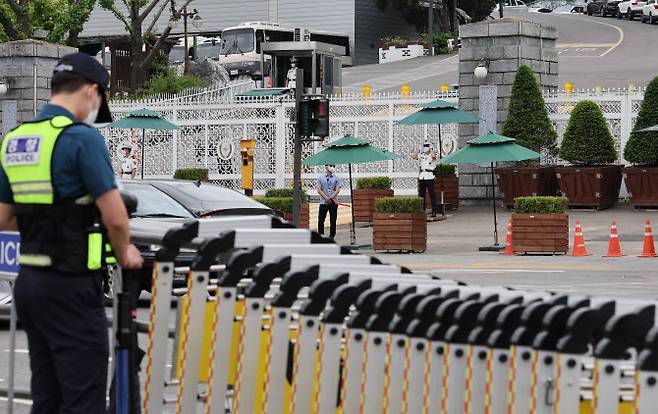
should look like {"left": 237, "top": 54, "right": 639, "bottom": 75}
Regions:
{"left": 502, "top": 65, "right": 557, "bottom": 155}
{"left": 0, "top": 0, "right": 95, "bottom": 46}
{"left": 458, "top": 0, "right": 498, "bottom": 21}
{"left": 99, "top": 0, "right": 195, "bottom": 90}
{"left": 559, "top": 100, "right": 617, "bottom": 166}
{"left": 374, "top": 0, "right": 497, "bottom": 30}
{"left": 623, "top": 76, "right": 658, "bottom": 166}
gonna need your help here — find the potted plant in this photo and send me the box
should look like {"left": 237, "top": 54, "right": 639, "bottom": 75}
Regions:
{"left": 556, "top": 100, "right": 621, "bottom": 210}
{"left": 511, "top": 196, "right": 569, "bottom": 255}
{"left": 623, "top": 76, "right": 658, "bottom": 209}
{"left": 497, "top": 65, "right": 560, "bottom": 209}
{"left": 373, "top": 196, "right": 426, "bottom": 252}
{"left": 427, "top": 164, "right": 459, "bottom": 210}
{"left": 253, "top": 188, "right": 310, "bottom": 228}
{"left": 352, "top": 176, "right": 394, "bottom": 223}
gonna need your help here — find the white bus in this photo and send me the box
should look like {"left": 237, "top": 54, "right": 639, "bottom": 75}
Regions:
{"left": 217, "top": 21, "right": 351, "bottom": 81}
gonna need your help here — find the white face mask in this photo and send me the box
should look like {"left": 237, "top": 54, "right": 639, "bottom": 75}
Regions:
{"left": 423, "top": 146, "right": 430, "bottom": 154}
{"left": 83, "top": 106, "right": 99, "bottom": 126}
{"left": 83, "top": 89, "right": 100, "bottom": 126}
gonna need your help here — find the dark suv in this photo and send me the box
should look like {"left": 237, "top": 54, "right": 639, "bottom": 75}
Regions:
{"left": 587, "top": 0, "right": 622, "bottom": 16}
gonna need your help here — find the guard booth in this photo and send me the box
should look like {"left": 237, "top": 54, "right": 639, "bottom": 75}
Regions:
{"left": 259, "top": 41, "right": 344, "bottom": 95}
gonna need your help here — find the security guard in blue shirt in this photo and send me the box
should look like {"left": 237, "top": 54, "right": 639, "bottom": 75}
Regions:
{"left": 0, "top": 53, "right": 143, "bottom": 413}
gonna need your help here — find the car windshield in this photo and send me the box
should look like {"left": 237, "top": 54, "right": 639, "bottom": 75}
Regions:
{"left": 123, "top": 183, "right": 194, "bottom": 218}
{"left": 155, "top": 181, "right": 270, "bottom": 214}
{"left": 220, "top": 29, "right": 255, "bottom": 55}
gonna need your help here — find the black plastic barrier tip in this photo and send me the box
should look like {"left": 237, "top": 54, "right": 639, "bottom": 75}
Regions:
{"left": 638, "top": 326, "right": 658, "bottom": 371}
{"left": 366, "top": 291, "right": 402, "bottom": 332}
{"left": 156, "top": 220, "right": 199, "bottom": 262}
{"left": 245, "top": 256, "right": 292, "bottom": 298}
{"left": 323, "top": 283, "right": 369, "bottom": 324}
{"left": 339, "top": 246, "right": 353, "bottom": 254}
{"left": 512, "top": 302, "right": 555, "bottom": 346}
{"left": 370, "top": 256, "right": 383, "bottom": 265}
{"left": 348, "top": 287, "right": 394, "bottom": 329}
{"left": 595, "top": 305, "right": 655, "bottom": 359}
{"left": 271, "top": 216, "right": 295, "bottom": 228}
{"left": 557, "top": 308, "right": 601, "bottom": 355}
{"left": 446, "top": 301, "right": 484, "bottom": 344}
{"left": 190, "top": 235, "right": 233, "bottom": 271}
{"left": 400, "top": 266, "right": 413, "bottom": 274}
{"left": 219, "top": 246, "right": 265, "bottom": 287}
{"left": 550, "top": 294, "right": 569, "bottom": 305}
{"left": 272, "top": 265, "right": 320, "bottom": 307}
{"left": 301, "top": 277, "right": 348, "bottom": 316}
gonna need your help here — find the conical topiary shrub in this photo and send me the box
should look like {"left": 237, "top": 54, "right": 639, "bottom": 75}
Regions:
{"left": 624, "top": 76, "right": 658, "bottom": 166}
{"left": 559, "top": 100, "right": 617, "bottom": 165}
{"left": 502, "top": 65, "right": 557, "bottom": 155}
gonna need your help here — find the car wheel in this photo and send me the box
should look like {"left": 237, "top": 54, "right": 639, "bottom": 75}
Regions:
{"left": 652, "top": 13, "right": 656, "bottom": 23}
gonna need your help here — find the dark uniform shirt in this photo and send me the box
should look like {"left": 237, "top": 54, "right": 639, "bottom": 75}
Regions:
{"left": 0, "top": 104, "right": 116, "bottom": 203}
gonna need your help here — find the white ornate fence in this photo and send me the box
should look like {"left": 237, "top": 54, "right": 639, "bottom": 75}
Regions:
{"left": 104, "top": 88, "right": 644, "bottom": 195}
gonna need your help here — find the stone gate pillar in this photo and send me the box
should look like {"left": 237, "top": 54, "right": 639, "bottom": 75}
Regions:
{"left": 457, "top": 18, "right": 558, "bottom": 204}
{"left": 0, "top": 40, "right": 77, "bottom": 135}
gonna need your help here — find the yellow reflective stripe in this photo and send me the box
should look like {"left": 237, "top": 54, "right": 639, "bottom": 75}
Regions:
{"left": 12, "top": 183, "right": 53, "bottom": 194}
{"left": 19, "top": 254, "right": 52, "bottom": 266}
{"left": 87, "top": 232, "right": 103, "bottom": 270}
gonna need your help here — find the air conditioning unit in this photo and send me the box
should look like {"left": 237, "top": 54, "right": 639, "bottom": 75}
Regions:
{"left": 294, "top": 27, "right": 311, "bottom": 42}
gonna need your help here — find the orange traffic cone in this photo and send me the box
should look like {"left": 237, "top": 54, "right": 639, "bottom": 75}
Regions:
{"left": 639, "top": 219, "right": 657, "bottom": 258}
{"left": 501, "top": 218, "right": 514, "bottom": 255}
{"left": 603, "top": 220, "right": 625, "bottom": 257}
{"left": 571, "top": 221, "right": 591, "bottom": 257}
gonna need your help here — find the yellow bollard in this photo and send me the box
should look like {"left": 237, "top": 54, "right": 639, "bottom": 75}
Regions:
{"left": 564, "top": 82, "right": 574, "bottom": 94}
{"left": 362, "top": 84, "right": 372, "bottom": 97}
{"left": 240, "top": 139, "right": 256, "bottom": 197}
{"left": 401, "top": 83, "right": 411, "bottom": 96}
{"left": 629, "top": 83, "right": 637, "bottom": 91}
{"left": 595, "top": 85, "right": 604, "bottom": 95}
{"left": 440, "top": 84, "right": 450, "bottom": 93}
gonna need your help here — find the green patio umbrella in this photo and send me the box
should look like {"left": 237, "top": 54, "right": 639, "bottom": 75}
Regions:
{"left": 399, "top": 100, "right": 479, "bottom": 215}
{"left": 304, "top": 135, "right": 400, "bottom": 244}
{"left": 103, "top": 108, "right": 181, "bottom": 179}
{"left": 441, "top": 132, "right": 541, "bottom": 250}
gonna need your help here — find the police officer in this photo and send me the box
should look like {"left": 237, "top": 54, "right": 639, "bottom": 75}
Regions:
{"left": 412, "top": 142, "right": 438, "bottom": 217}
{"left": 120, "top": 143, "right": 137, "bottom": 179}
{"left": 0, "top": 53, "right": 143, "bottom": 413}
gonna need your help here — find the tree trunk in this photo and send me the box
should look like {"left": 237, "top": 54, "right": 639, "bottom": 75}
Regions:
{"left": 450, "top": 0, "right": 459, "bottom": 39}
{"left": 67, "top": 31, "right": 79, "bottom": 47}
{"left": 499, "top": 1, "right": 505, "bottom": 18}
{"left": 17, "top": 0, "right": 30, "bottom": 37}
{"left": 130, "top": 0, "right": 144, "bottom": 91}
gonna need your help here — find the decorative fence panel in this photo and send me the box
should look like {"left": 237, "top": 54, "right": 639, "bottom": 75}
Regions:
{"left": 104, "top": 88, "right": 644, "bottom": 195}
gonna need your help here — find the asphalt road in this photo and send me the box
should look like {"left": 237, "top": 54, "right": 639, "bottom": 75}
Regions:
{"left": 343, "top": 10, "right": 658, "bottom": 93}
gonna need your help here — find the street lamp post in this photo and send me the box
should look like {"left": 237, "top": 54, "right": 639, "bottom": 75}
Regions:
{"left": 176, "top": 7, "right": 203, "bottom": 75}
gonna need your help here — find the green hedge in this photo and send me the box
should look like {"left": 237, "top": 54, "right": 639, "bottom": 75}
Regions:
{"left": 502, "top": 65, "right": 557, "bottom": 155}
{"left": 514, "top": 196, "right": 568, "bottom": 214}
{"left": 375, "top": 196, "right": 424, "bottom": 214}
{"left": 433, "top": 164, "right": 457, "bottom": 178}
{"left": 265, "top": 188, "right": 309, "bottom": 201}
{"left": 356, "top": 176, "right": 393, "bottom": 190}
{"left": 624, "top": 76, "right": 658, "bottom": 166}
{"left": 174, "top": 168, "right": 209, "bottom": 181}
{"left": 558, "top": 100, "right": 617, "bottom": 165}
{"left": 252, "top": 196, "right": 293, "bottom": 213}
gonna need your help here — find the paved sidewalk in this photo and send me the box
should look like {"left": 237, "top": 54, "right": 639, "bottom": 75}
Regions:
{"left": 334, "top": 204, "right": 658, "bottom": 298}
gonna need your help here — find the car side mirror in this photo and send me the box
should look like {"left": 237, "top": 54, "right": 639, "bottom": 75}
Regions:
{"left": 120, "top": 191, "right": 138, "bottom": 216}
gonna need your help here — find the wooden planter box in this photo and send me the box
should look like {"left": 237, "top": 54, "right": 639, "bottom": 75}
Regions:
{"left": 624, "top": 167, "right": 658, "bottom": 209}
{"left": 352, "top": 189, "right": 394, "bottom": 222}
{"left": 511, "top": 213, "right": 569, "bottom": 255}
{"left": 424, "top": 176, "right": 459, "bottom": 210}
{"left": 496, "top": 166, "right": 559, "bottom": 209}
{"left": 373, "top": 212, "right": 427, "bottom": 252}
{"left": 278, "top": 203, "right": 309, "bottom": 228}
{"left": 555, "top": 165, "right": 622, "bottom": 210}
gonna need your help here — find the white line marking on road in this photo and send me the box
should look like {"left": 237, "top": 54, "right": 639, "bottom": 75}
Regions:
{"left": 575, "top": 18, "right": 624, "bottom": 56}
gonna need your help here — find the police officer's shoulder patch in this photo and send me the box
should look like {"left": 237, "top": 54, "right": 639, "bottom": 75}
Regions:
{"left": 3, "top": 135, "right": 42, "bottom": 166}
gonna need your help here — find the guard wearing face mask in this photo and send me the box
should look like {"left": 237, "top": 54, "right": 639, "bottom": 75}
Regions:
{"left": 0, "top": 52, "right": 143, "bottom": 413}
{"left": 412, "top": 142, "right": 438, "bottom": 217}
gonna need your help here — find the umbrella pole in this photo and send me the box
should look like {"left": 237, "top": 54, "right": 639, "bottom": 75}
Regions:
{"left": 438, "top": 126, "right": 445, "bottom": 216}
{"left": 349, "top": 163, "right": 356, "bottom": 245}
{"left": 141, "top": 129, "right": 145, "bottom": 180}
{"left": 491, "top": 162, "right": 499, "bottom": 246}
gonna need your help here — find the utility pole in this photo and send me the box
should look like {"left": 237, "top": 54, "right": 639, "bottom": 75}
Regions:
{"left": 183, "top": 6, "right": 189, "bottom": 75}
{"left": 292, "top": 68, "right": 305, "bottom": 226}
{"left": 499, "top": 1, "right": 505, "bottom": 18}
{"left": 428, "top": 0, "right": 434, "bottom": 56}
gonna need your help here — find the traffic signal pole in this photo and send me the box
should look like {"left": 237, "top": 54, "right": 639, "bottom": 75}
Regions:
{"left": 292, "top": 68, "right": 305, "bottom": 227}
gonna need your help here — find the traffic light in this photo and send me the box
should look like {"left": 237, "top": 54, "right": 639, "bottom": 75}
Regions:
{"left": 297, "top": 96, "right": 330, "bottom": 138}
